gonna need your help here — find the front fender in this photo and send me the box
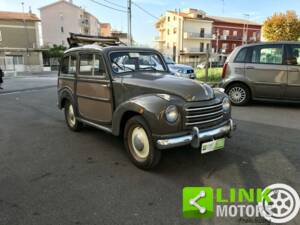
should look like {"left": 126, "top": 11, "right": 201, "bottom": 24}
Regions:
{"left": 112, "top": 94, "right": 184, "bottom": 136}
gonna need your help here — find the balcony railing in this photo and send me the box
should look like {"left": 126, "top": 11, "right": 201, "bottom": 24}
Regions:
{"left": 184, "top": 32, "right": 213, "bottom": 39}
{"left": 182, "top": 47, "right": 208, "bottom": 53}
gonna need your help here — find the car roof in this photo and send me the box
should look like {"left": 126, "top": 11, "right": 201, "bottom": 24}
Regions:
{"left": 64, "top": 45, "right": 159, "bottom": 54}
{"left": 240, "top": 41, "right": 300, "bottom": 48}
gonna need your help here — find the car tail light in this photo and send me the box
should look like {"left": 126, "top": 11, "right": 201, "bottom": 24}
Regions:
{"left": 221, "top": 63, "right": 228, "bottom": 79}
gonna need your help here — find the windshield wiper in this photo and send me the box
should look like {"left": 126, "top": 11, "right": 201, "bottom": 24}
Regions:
{"left": 112, "top": 61, "right": 135, "bottom": 72}
{"left": 139, "top": 66, "right": 158, "bottom": 71}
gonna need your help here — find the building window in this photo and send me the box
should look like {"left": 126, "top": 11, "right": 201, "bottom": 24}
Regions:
{"left": 200, "top": 28, "right": 205, "bottom": 37}
{"left": 173, "top": 28, "right": 177, "bottom": 34}
{"left": 167, "top": 29, "right": 170, "bottom": 35}
{"left": 223, "top": 30, "right": 229, "bottom": 36}
{"left": 61, "top": 26, "right": 64, "bottom": 33}
{"left": 167, "top": 16, "right": 170, "bottom": 22}
{"left": 206, "top": 43, "right": 210, "bottom": 51}
{"left": 222, "top": 43, "right": 228, "bottom": 49}
{"left": 200, "top": 43, "right": 204, "bottom": 52}
{"left": 7, "top": 55, "right": 24, "bottom": 65}
{"left": 0, "top": 30, "right": 2, "bottom": 42}
{"left": 173, "top": 16, "right": 176, "bottom": 21}
{"left": 233, "top": 30, "right": 237, "bottom": 36}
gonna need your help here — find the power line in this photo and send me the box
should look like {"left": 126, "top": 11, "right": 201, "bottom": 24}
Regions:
{"left": 132, "top": 2, "right": 159, "bottom": 19}
{"left": 88, "top": 0, "right": 127, "bottom": 13}
{"left": 101, "top": 0, "right": 127, "bottom": 9}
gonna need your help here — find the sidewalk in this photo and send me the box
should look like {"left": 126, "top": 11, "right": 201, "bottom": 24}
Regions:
{"left": 0, "top": 75, "right": 57, "bottom": 94}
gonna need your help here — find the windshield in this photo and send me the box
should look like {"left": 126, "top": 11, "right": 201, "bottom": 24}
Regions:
{"left": 164, "top": 55, "right": 175, "bottom": 64}
{"left": 110, "top": 52, "right": 167, "bottom": 74}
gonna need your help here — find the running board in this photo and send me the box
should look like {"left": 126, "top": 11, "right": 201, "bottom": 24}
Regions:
{"left": 77, "top": 118, "right": 112, "bottom": 133}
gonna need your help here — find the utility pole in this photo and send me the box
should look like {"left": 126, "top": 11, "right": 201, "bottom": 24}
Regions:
{"left": 127, "top": 0, "right": 132, "bottom": 46}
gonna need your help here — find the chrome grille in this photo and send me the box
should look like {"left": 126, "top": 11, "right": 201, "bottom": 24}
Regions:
{"left": 184, "top": 102, "right": 224, "bottom": 128}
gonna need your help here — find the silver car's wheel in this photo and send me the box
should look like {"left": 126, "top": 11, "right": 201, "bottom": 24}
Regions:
{"left": 226, "top": 83, "right": 250, "bottom": 106}
{"left": 229, "top": 87, "right": 246, "bottom": 104}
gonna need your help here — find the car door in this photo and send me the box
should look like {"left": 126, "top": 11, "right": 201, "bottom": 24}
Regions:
{"left": 58, "top": 54, "right": 76, "bottom": 95}
{"left": 285, "top": 44, "right": 300, "bottom": 100}
{"left": 76, "top": 52, "right": 113, "bottom": 123}
{"left": 245, "top": 44, "right": 287, "bottom": 99}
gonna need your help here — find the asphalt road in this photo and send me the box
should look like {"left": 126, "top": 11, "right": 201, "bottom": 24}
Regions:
{"left": 0, "top": 82, "right": 299, "bottom": 225}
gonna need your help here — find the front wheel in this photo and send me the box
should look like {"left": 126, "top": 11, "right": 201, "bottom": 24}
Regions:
{"left": 226, "top": 83, "right": 251, "bottom": 106}
{"left": 124, "top": 116, "right": 161, "bottom": 170}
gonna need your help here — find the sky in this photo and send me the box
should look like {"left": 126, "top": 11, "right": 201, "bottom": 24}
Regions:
{"left": 1, "top": 0, "right": 300, "bottom": 46}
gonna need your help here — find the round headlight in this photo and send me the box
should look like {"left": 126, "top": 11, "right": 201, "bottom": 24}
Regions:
{"left": 222, "top": 97, "right": 231, "bottom": 111}
{"left": 165, "top": 105, "right": 179, "bottom": 123}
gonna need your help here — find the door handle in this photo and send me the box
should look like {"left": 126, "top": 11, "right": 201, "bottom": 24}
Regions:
{"left": 246, "top": 66, "right": 255, "bottom": 69}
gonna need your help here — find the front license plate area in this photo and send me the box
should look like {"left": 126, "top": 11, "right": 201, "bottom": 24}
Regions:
{"left": 201, "top": 138, "right": 225, "bottom": 154}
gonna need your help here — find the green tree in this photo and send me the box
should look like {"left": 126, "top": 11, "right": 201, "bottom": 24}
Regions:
{"left": 263, "top": 11, "right": 300, "bottom": 41}
{"left": 43, "top": 44, "right": 66, "bottom": 58}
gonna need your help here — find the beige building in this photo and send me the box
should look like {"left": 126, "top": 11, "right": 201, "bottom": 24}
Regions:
{"left": 155, "top": 8, "right": 213, "bottom": 65}
{"left": 0, "top": 11, "right": 43, "bottom": 72}
{"left": 40, "top": 0, "right": 101, "bottom": 47}
{"left": 100, "top": 23, "right": 112, "bottom": 37}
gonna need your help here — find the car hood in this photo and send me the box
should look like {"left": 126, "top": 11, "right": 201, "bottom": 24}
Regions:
{"left": 114, "top": 73, "right": 214, "bottom": 102}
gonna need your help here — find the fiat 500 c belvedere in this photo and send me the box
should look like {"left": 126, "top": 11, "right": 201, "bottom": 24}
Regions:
{"left": 58, "top": 45, "right": 235, "bottom": 169}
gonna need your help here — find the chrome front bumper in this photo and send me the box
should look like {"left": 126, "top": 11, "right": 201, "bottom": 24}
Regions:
{"left": 156, "top": 119, "right": 236, "bottom": 150}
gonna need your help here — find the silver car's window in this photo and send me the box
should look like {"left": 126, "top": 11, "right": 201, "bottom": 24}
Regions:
{"left": 251, "top": 45, "right": 283, "bottom": 65}
{"left": 286, "top": 45, "right": 300, "bottom": 66}
{"left": 110, "top": 52, "right": 167, "bottom": 74}
{"left": 234, "top": 47, "right": 247, "bottom": 63}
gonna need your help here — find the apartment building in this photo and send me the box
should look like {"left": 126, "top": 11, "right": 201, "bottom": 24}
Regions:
{"left": 0, "top": 11, "right": 43, "bottom": 72}
{"left": 209, "top": 16, "right": 261, "bottom": 63}
{"left": 155, "top": 8, "right": 213, "bottom": 65}
{"left": 40, "top": 0, "right": 101, "bottom": 47}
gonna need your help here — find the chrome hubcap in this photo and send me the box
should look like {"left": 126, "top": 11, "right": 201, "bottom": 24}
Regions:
{"left": 131, "top": 127, "right": 150, "bottom": 159}
{"left": 67, "top": 104, "right": 76, "bottom": 127}
{"left": 229, "top": 87, "right": 246, "bottom": 104}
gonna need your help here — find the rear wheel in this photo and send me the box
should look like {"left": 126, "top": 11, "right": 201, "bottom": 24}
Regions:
{"left": 64, "top": 101, "right": 83, "bottom": 131}
{"left": 124, "top": 116, "right": 161, "bottom": 170}
{"left": 226, "top": 83, "right": 251, "bottom": 106}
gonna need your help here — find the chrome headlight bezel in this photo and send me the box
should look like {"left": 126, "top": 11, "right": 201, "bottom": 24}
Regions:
{"left": 222, "top": 97, "right": 231, "bottom": 111}
{"left": 165, "top": 105, "right": 179, "bottom": 123}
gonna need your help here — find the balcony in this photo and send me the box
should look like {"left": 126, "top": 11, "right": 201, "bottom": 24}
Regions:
{"left": 181, "top": 47, "right": 207, "bottom": 54}
{"left": 184, "top": 32, "right": 213, "bottom": 39}
{"left": 154, "top": 36, "right": 165, "bottom": 42}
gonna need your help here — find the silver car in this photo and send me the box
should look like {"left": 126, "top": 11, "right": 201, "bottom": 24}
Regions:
{"left": 220, "top": 41, "right": 300, "bottom": 105}
{"left": 164, "top": 56, "right": 196, "bottom": 79}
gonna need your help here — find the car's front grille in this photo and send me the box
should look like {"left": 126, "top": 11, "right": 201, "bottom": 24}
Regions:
{"left": 184, "top": 102, "right": 224, "bottom": 128}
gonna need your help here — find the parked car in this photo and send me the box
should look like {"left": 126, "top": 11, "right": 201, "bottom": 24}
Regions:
{"left": 197, "top": 62, "right": 223, "bottom": 69}
{"left": 164, "top": 55, "right": 196, "bottom": 79}
{"left": 58, "top": 45, "right": 235, "bottom": 169}
{"left": 221, "top": 41, "right": 300, "bottom": 105}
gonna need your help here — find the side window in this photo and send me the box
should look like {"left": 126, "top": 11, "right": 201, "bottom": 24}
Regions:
{"left": 234, "top": 47, "right": 247, "bottom": 63}
{"left": 69, "top": 55, "right": 77, "bottom": 74}
{"left": 286, "top": 45, "right": 300, "bottom": 66}
{"left": 61, "top": 56, "right": 69, "bottom": 74}
{"left": 251, "top": 45, "right": 283, "bottom": 65}
{"left": 94, "top": 54, "right": 106, "bottom": 76}
{"left": 79, "top": 54, "right": 94, "bottom": 75}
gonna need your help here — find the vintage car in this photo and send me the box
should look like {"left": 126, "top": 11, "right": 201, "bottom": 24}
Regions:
{"left": 57, "top": 45, "right": 235, "bottom": 169}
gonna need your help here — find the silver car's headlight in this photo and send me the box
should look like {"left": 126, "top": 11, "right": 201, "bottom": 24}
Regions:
{"left": 165, "top": 105, "right": 179, "bottom": 123}
{"left": 222, "top": 97, "right": 231, "bottom": 111}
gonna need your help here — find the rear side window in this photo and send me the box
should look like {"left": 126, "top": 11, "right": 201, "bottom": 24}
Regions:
{"left": 60, "top": 55, "right": 77, "bottom": 75}
{"left": 79, "top": 53, "right": 106, "bottom": 77}
{"left": 234, "top": 47, "right": 248, "bottom": 63}
{"left": 250, "top": 45, "right": 283, "bottom": 65}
